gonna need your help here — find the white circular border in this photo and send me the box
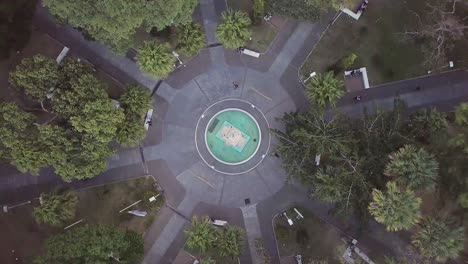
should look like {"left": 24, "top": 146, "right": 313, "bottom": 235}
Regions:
{"left": 195, "top": 99, "right": 271, "bottom": 176}
{"left": 204, "top": 108, "right": 262, "bottom": 165}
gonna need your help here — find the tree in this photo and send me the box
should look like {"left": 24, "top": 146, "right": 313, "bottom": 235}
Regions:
{"left": 116, "top": 118, "right": 146, "bottom": 147}
{"left": 200, "top": 257, "right": 215, "bottom": 264}
{"left": 176, "top": 23, "right": 206, "bottom": 56}
{"left": 0, "top": 0, "right": 37, "bottom": 59}
{"left": 306, "top": 71, "right": 344, "bottom": 110}
{"left": 273, "top": 110, "right": 348, "bottom": 185}
{"left": 34, "top": 190, "right": 78, "bottom": 226}
{"left": 185, "top": 216, "right": 217, "bottom": 253}
{"left": 412, "top": 217, "right": 465, "bottom": 262}
{"left": 137, "top": 42, "right": 175, "bottom": 79}
{"left": 34, "top": 226, "right": 144, "bottom": 264}
{"left": 69, "top": 99, "right": 125, "bottom": 143}
{"left": 451, "top": 103, "right": 468, "bottom": 153}
{"left": 9, "top": 55, "right": 59, "bottom": 102}
{"left": 403, "top": 0, "right": 468, "bottom": 67}
{"left": 266, "top": 0, "right": 340, "bottom": 22}
{"left": 52, "top": 73, "right": 108, "bottom": 117}
{"left": 406, "top": 108, "right": 447, "bottom": 143}
{"left": 120, "top": 84, "right": 152, "bottom": 118}
{"left": 0, "top": 103, "right": 50, "bottom": 174}
{"left": 384, "top": 145, "right": 439, "bottom": 191}
{"left": 368, "top": 181, "right": 422, "bottom": 231}
{"left": 43, "top": 0, "right": 198, "bottom": 53}
{"left": 218, "top": 225, "right": 245, "bottom": 259}
{"left": 312, "top": 166, "right": 350, "bottom": 203}
{"left": 216, "top": 9, "right": 252, "bottom": 49}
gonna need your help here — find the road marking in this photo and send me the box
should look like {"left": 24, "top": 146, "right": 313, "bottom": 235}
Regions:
{"left": 251, "top": 87, "right": 272, "bottom": 101}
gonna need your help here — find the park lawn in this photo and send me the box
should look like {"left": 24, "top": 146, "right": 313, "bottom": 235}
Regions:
{"left": 0, "top": 177, "right": 164, "bottom": 264}
{"left": 72, "top": 176, "right": 165, "bottom": 235}
{"left": 274, "top": 207, "right": 346, "bottom": 263}
{"left": 300, "top": 0, "right": 430, "bottom": 86}
{"left": 227, "top": 0, "right": 280, "bottom": 53}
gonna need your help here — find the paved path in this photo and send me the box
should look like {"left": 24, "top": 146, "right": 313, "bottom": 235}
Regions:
{"left": 2, "top": 2, "right": 468, "bottom": 264}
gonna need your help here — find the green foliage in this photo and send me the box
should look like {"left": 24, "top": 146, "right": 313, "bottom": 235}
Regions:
{"left": 312, "top": 166, "right": 350, "bottom": 203}
{"left": 0, "top": 0, "right": 37, "bottom": 59}
{"left": 368, "top": 181, "right": 422, "bottom": 231}
{"left": 120, "top": 84, "right": 152, "bottom": 118}
{"left": 0, "top": 103, "right": 49, "bottom": 174}
{"left": 34, "top": 190, "right": 78, "bottom": 226}
{"left": 384, "top": 145, "right": 439, "bottom": 191}
{"left": 52, "top": 74, "right": 108, "bottom": 117}
{"left": 451, "top": 103, "right": 468, "bottom": 153}
{"left": 406, "top": 108, "right": 447, "bottom": 143}
{"left": 34, "top": 226, "right": 144, "bottom": 264}
{"left": 266, "top": 0, "right": 340, "bottom": 22}
{"left": 176, "top": 23, "right": 205, "bottom": 57}
{"left": 116, "top": 118, "right": 146, "bottom": 147}
{"left": 43, "top": 0, "right": 198, "bottom": 53}
{"left": 185, "top": 216, "right": 217, "bottom": 253}
{"left": 200, "top": 257, "right": 215, "bottom": 264}
{"left": 217, "top": 225, "right": 245, "bottom": 258}
{"left": 253, "top": 0, "right": 266, "bottom": 23}
{"left": 70, "top": 99, "right": 125, "bottom": 143}
{"left": 273, "top": 110, "right": 348, "bottom": 185}
{"left": 341, "top": 53, "right": 358, "bottom": 69}
{"left": 457, "top": 192, "right": 468, "bottom": 208}
{"left": 10, "top": 55, "right": 60, "bottom": 102}
{"left": 216, "top": 9, "right": 252, "bottom": 49}
{"left": 412, "top": 217, "right": 465, "bottom": 262}
{"left": 137, "top": 42, "right": 175, "bottom": 79}
{"left": 306, "top": 72, "right": 344, "bottom": 110}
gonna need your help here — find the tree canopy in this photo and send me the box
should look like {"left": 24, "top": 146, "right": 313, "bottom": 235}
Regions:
{"left": 306, "top": 71, "right": 344, "bottom": 110}
{"left": 34, "top": 226, "right": 144, "bottom": 264}
{"left": 43, "top": 0, "right": 199, "bottom": 53}
{"left": 9, "top": 55, "right": 60, "bottom": 102}
{"left": 34, "top": 190, "right": 78, "bottom": 226}
{"left": 216, "top": 9, "right": 252, "bottom": 49}
{"left": 137, "top": 42, "right": 176, "bottom": 79}
{"left": 412, "top": 217, "right": 465, "bottom": 262}
{"left": 176, "top": 23, "right": 206, "bottom": 56}
{"left": 368, "top": 181, "right": 422, "bottom": 231}
{"left": 5, "top": 56, "right": 149, "bottom": 181}
{"left": 384, "top": 145, "right": 439, "bottom": 191}
{"left": 185, "top": 216, "right": 217, "bottom": 253}
{"left": 217, "top": 225, "right": 245, "bottom": 258}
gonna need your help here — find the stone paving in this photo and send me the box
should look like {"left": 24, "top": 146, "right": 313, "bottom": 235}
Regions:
{"left": 1, "top": 1, "right": 468, "bottom": 264}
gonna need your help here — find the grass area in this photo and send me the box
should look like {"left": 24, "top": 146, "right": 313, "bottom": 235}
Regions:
{"left": 300, "top": 0, "right": 444, "bottom": 86}
{"left": 274, "top": 207, "right": 346, "bottom": 263}
{"left": 227, "top": 0, "right": 280, "bottom": 53}
{"left": 0, "top": 177, "right": 164, "bottom": 263}
{"left": 73, "top": 176, "right": 165, "bottom": 235}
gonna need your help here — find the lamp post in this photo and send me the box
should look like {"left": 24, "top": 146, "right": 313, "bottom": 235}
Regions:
{"left": 303, "top": 71, "right": 317, "bottom": 83}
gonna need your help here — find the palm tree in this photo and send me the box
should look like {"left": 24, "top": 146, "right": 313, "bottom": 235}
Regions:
{"left": 368, "top": 181, "right": 422, "bottom": 231}
{"left": 137, "top": 42, "right": 175, "bottom": 79}
{"left": 217, "top": 225, "right": 245, "bottom": 258}
{"left": 200, "top": 257, "right": 215, "bottom": 264}
{"left": 384, "top": 145, "right": 438, "bottom": 191}
{"left": 306, "top": 71, "right": 344, "bottom": 110}
{"left": 412, "top": 217, "right": 465, "bottom": 262}
{"left": 176, "top": 23, "right": 205, "bottom": 56}
{"left": 120, "top": 84, "right": 152, "bottom": 118}
{"left": 216, "top": 9, "right": 252, "bottom": 49}
{"left": 185, "top": 216, "right": 217, "bottom": 253}
{"left": 34, "top": 190, "right": 78, "bottom": 226}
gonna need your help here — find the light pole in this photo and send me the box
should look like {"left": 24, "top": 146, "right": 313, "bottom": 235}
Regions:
{"left": 303, "top": 71, "right": 317, "bottom": 83}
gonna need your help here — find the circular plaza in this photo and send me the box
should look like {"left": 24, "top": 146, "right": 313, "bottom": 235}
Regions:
{"left": 195, "top": 99, "right": 270, "bottom": 175}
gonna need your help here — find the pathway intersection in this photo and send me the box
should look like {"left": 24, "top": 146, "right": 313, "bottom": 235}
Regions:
{"left": 1, "top": 1, "right": 468, "bottom": 264}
